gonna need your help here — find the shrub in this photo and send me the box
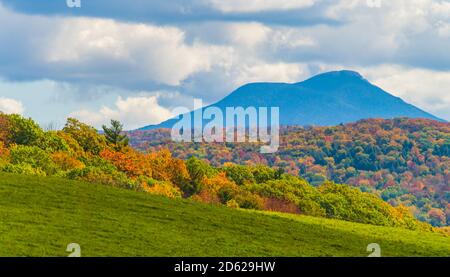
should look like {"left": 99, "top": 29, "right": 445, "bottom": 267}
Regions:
{"left": 247, "top": 175, "right": 320, "bottom": 205}
{"left": 36, "top": 131, "right": 70, "bottom": 152}
{"left": 297, "top": 199, "right": 326, "bottom": 217}
{"left": 263, "top": 198, "right": 300, "bottom": 214}
{"left": 0, "top": 113, "right": 11, "bottom": 144}
{"left": 9, "top": 145, "right": 58, "bottom": 175}
{"left": 224, "top": 164, "right": 255, "bottom": 186}
{"left": 191, "top": 189, "right": 221, "bottom": 204}
{"left": 197, "top": 172, "right": 240, "bottom": 204}
{"left": 251, "top": 165, "right": 282, "bottom": 183}
{"left": 100, "top": 148, "right": 152, "bottom": 178}
{"left": 186, "top": 157, "right": 216, "bottom": 191}
{"left": 143, "top": 179, "right": 182, "bottom": 198}
{"left": 7, "top": 114, "right": 44, "bottom": 146}
{"left": 65, "top": 166, "right": 135, "bottom": 189}
{"left": 56, "top": 131, "right": 85, "bottom": 157}
{"left": 226, "top": 199, "right": 240, "bottom": 209}
{"left": 51, "top": 152, "right": 85, "bottom": 171}
{"left": 80, "top": 155, "right": 117, "bottom": 172}
{"left": 0, "top": 141, "right": 9, "bottom": 161}
{"left": 63, "top": 118, "right": 107, "bottom": 155}
{"left": 0, "top": 163, "right": 46, "bottom": 176}
{"left": 318, "top": 182, "right": 399, "bottom": 226}
{"left": 148, "top": 149, "right": 191, "bottom": 195}
{"left": 234, "top": 191, "right": 264, "bottom": 210}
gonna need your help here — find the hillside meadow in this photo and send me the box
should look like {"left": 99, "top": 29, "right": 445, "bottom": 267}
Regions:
{"left": 0, "top": 173, "right": 450, "bottom": 257}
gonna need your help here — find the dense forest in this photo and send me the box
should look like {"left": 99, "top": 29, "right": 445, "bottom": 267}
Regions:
{"left": 129, "top": 118, "right": 450, "bottom": 227}
{"left": 0, "top": 113, "right": 440, "bottom": 232}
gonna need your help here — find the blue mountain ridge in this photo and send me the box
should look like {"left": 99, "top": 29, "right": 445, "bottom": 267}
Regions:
{"left": 138, "top": 70, "right": 444, "bottom": 130}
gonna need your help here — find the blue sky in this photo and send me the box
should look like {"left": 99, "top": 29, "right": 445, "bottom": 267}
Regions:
{"left": 0, "top": 0, "right": 449, "bottom": 129}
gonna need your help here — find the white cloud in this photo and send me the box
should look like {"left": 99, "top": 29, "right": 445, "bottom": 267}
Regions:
{"left": 270, "top": 28, "right": 316, "bottom": 49}
{"left": 311, "top": 63, "right": 450, "bottom": 121}
{"left": 69, "top": 95, "right": 173, "bottom": 130}
{"left": 222, "top": 23, "right": 271, "bottom": 49}
{"left": 221, "top": 22, "right": 316, "bottom": 50}
{"left": 0, "top": 97, "right": 24, "bottom": 115}
{"left": 45, "top": 18, "right": 230, "bottom": 87}
{"left": 361, "top": 65, "right": 450, "bottom": 121}
{"left": 326, "top": 0, "right": 450, "bottom": 36}
{"left": 233, "top": 63, "right": 310, "bottom": 87}
{"left": 0, "top": 4, "right": 230, "bottom": 88}
{"left": 207, "top": 0, "right": 315, "bottom": 13}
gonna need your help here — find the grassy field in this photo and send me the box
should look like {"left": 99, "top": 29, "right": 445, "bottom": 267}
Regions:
{"left": 0, "top": 172, "right": 449, "bottom": 257}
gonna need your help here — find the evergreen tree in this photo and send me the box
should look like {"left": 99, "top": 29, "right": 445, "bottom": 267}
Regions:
{"left": 102, "top": 120, "right": 129, "bottom": 150}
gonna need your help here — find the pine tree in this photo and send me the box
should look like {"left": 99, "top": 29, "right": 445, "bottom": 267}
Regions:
{"left": 102, "top": 120, "right": 129, "bottom": 150}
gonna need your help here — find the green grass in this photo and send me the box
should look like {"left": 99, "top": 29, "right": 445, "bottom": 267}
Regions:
{"left": 0, "top": 172, "right": 449, "bottom": 257}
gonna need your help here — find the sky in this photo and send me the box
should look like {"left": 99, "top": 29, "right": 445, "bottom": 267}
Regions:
{"left": 0, "top": 0, "right": 449, "bottom": 129}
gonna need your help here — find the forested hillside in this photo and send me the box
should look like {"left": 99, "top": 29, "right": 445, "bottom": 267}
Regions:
{"left": 129, "top": 118, "right": 450, "bottom": 226}
{"left": 0, "top": 113, "right": 438, "bottom": 231}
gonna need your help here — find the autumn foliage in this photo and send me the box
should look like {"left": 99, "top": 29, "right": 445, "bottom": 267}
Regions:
{"left": 0, "top": 113, "right": 443, "bottom": 231}
{"left": 130, "top": 118, "right": 450, "bottom": 227}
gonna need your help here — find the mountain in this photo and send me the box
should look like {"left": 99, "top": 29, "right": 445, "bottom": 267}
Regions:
{"left": 138, "top": 70, "right": 443, "bottom": 130}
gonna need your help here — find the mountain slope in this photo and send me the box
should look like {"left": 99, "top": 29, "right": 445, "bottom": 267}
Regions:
{"left": 139, "top": 70, "right": 442, "bottom": 130}
{"left": 1, "top": 172, "right": 449, "bottom": 257}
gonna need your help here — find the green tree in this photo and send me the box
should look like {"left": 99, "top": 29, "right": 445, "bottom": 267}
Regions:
{"left": 102, "top": 120, "right": 129, "bottom": 150}
{"left": 224, "top": 164, "right": 255, "bottom": 186}
{"left": 8, "top": 145, "right": 58, "bottom": 175}
{"left": 63, "top": 118, "right": 107, "bottom": 155}
{"left": 7, "top": 114, "right": 44, "bottom": 146}
{"left": 186, "top": 157, "right": 214, "bottom": 181}
{"left": 251, "top": 165, "right": 283, "bottom": 184}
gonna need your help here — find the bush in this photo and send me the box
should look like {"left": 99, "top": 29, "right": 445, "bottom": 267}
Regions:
{"left": 0, "top": 163, "right": 47, "bottom": 176}
{"left": 51, "top": 152, "right": 85, "bottom": 171}
{"left": 100, "top": 148, "right": 152, "bottom": 178}
{"left": 224, "top": 164, "right": 255, "bottom": 186}
{"left": 226, "top": 199, "right": 240, "bottom": 208}
{"left": 234, "top": 191, "right": 264, "bottom": 210}
{"left": 318, "top": 182, "right": 398, "bottom": 226}
{"left": 65, "top": 166, "right": 135, "bottom": 189}
{"left": 247, "top": 175, "right": 320, "bottom": 205}
{"left": 0, "top": 113, "right": 11, "bottom": 144}
{"left": 0, "top": 141, "right": 9, "bottom": 161}
{"left": 143, "top": 179, "right": 182, "bottom": 198}
{"left": 148, "top": 149, "right": 191, "bottom": 195}
{"left": 186, "top": 156, "right": 216, "bottom": 189}
{"left": 56, "top": 131, "right": 85, "bottom": 157}
{"left": 297, "top": 199, "right": 326, "bottom": 217}
{"left": 7, "top": 114, "right": 44, "bottom": 146}
{"left": 251, "top": 165, "right": 282, "bottom": 183}
{"left": 63, "top": 118, "right": 107, "bottom": 155}
{"left": 80, "top": 156, "right": 117, "bottom": 172}
{"left": 263, "top": 198, "right": 300, "bottom": 214}
{"left": 36, "top": 131, "right": 70, "bottom": 152}
{"left": 191, "top": 189, "right": 221, "bottom": 204}
{"left": 9, "top": 145, "right": 58, "bottom": 175}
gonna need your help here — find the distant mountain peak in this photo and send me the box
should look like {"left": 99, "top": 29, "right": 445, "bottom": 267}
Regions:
{"left": 327, "top": 70, "right": 363, "bottom": 78}
{"left": 300, "top": 70, "right": 368, "bottom": 88}
{"left": 138, "top": 70, "right": 443, "bottom": 130}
